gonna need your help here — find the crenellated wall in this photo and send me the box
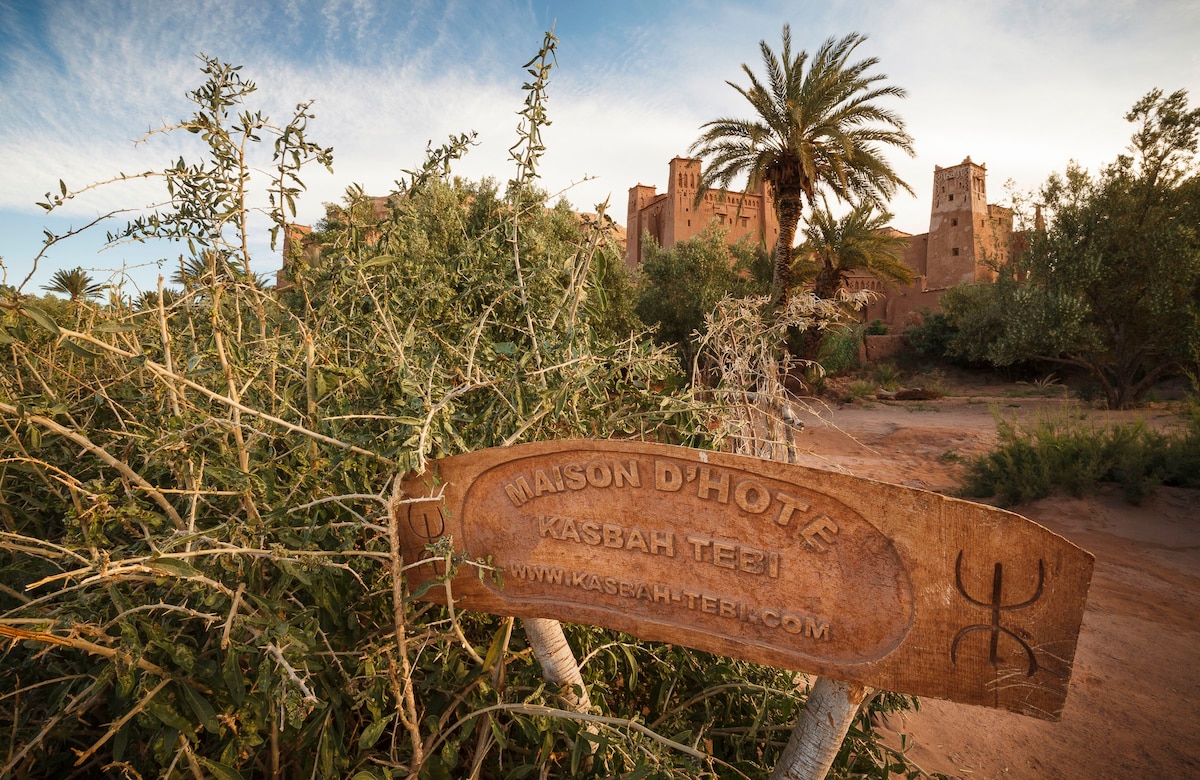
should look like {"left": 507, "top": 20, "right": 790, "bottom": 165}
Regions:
{"left": 626, "top": 157, "right": 779, "bottom": 268}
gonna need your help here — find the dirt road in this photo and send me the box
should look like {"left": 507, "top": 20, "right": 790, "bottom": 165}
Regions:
{"left": 788, "top": 395, "right": 1200, "bottom": 779}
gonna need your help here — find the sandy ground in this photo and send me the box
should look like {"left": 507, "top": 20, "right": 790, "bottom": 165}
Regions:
{"left": 786, "top": 392, "right": 1200, "bottom": 779}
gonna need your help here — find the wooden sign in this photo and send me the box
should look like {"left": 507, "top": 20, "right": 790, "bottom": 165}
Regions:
{"left": 395, "top": 440, "right": 1093, "bottom": 719}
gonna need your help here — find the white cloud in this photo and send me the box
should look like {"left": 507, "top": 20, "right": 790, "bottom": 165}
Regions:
{"left": 2, "top": 0, "right": 1198, "bottom": 293}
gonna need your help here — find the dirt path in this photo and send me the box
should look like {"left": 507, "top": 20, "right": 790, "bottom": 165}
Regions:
{"left": 788, "top": 395, "right": 1200, "bottom": 779}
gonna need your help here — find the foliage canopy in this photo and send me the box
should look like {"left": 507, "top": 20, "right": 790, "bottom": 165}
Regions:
{"left": 42, "top": 266, "right": 105, "bottom": 302}
{"left": 635, "top": 227, "right": 768, "bottom": 372}
{"left": 689, "top": 26, "right": 913, "bottom": 307}
{"left": 795, "top": 202, "right": 913, "bottom": 301}
{"left": 918, "top": 89, "right": 1200, "bottom": 407}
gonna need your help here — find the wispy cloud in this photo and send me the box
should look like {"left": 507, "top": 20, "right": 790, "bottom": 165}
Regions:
{"left": 2, "top": 0, "right": 1198, "bottom": 292}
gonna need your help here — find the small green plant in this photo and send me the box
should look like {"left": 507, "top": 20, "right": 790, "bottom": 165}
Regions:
{"left": 846, "top": 380, "right": 876, "bottom": 401}
{"left": 865, "top": 318, "right": 888, "bottom": 336}
{"left": 818, "top": 324, "right": 863, "bottom": 376}
{"left": 872, "top": 361, "right": 901, "bottom": 390}
{"left": 807, "top": 369, "right": 828, "bottom": 396}
{"left": 1029, "top": 372, "right": 1060, "bottom": 390}
{"left": 1009, "top": 372, "right": 1069, "bottom": 398}
{"left": 908, "top": 367, "right": 947, "bottom": 396}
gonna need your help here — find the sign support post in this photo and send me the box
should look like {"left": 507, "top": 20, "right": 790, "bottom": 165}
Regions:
{"left": 771, "top": 677, "right": 871, "bottom": 780}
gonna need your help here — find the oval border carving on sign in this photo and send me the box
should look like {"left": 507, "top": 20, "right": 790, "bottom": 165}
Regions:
{"left": 459, "top": 449, "right": 915, "bottom": 665}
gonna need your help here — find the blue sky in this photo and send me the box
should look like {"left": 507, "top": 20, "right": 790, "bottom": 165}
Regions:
{"left": 2, "top": 0, "right": 1198, "bottom": 294}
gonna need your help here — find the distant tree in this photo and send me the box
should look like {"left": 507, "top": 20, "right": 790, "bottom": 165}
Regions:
{"left": 171, "top": 250, "right": 268, "bottom": 297}
{"left": 689, "top": 26, "right": 913, "bottom": 308}
{"left": 795, "top": 202, "right": 913, "bottom": 300}
{"left": 42, "top": 266, "right": 103, "bottom": 302}
{"left": 579, "top": 218, "right": 644, "bottom": 341}
{"left": 931, "top": 279, "right": 1015, "bottom": 367}
{"left": 635, "top": 227, "right": 767, "bottom": 372}
{"left": 981, "top": 89, "right": 1200, "bottom": 408}
{"left": 132, "top": 287, "right": 182, "bottom": 313}
{"left": 305, "top": 184, "right": 394, "bottom": 263}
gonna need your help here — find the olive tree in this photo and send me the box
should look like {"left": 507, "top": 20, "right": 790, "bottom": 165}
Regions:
{"left": 992, "top": 89, "right": 1200, "bottom": 408}
{"left": 635, "top": 226, "right": 768, "bottom": 372}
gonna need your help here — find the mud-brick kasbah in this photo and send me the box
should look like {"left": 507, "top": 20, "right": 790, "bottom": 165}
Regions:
{"left": 625, "top": 155, "right": 1015, "bottom": 331}
{"left": 286, "top": 155, "right": 1014, "bottom": 333}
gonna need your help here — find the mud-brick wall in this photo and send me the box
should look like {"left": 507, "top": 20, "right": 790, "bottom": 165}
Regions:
{"left": 864, "top": 334, "right": 907, "bottom": 362}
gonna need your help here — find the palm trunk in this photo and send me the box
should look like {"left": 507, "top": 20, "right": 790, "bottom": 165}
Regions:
{"left": 803, "top": 262, "right": 842, "bottom": 360}
{"left": 771, "top": 193, "right": 804, "bottom": 309}
{"left": 812, "top": 262, "right": 841, "bottom": 301}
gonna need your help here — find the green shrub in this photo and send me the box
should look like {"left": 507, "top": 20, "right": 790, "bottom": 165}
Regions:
{"left": 962, "top": 404, "right": 1200, "bottom": 506}
{"left": 817, "top": 324, "right": 863, "bottom": 376}
{"left": 902, "top": 308, "right": 956, "bottom": 360}
{"left": 636, "top": 226, "right": 766, "bottom": 372}
{"left": 846, "top": 380, "right": 877, "bottom": 401}
{"left": 872, "top": 361, "right": 901, "bottom": 391}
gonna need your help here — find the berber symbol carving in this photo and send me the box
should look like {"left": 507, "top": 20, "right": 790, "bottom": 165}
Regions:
{"left": 951, "top": 551, "right": 1045, "bottom": 677}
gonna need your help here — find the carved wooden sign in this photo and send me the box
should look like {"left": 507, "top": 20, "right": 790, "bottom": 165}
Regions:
{"left": 396, "top": 440, "right": 1093, "bottom": 719}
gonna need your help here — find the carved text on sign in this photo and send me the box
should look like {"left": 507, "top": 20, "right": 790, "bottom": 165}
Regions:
{"left": 461, "top": 451, "right": 914, "bottom": 665}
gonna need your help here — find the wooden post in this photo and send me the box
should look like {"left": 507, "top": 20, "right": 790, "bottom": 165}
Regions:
{"left": 523, "top": 617, "right": 592, "bottom": 713}
{"left": 770, "top": 677, "right": 871, "bottom": 780}
{"left": 750, "top": 397, "right": 870, "bottom": 780}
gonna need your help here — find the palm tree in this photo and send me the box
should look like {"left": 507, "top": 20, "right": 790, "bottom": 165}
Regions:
{"left": 796, "top": 202, "right": 913, "bottom": 300}
{"left": 43, "top": 267, "right": 104, "bottom": 302}
{"left": 692, "top": 33, "right": 915, "bottom": 774}
{"left": 133, "top": 287, "right": 182, "bottom": 313}
{"left": 689, "top": 27, "right": 914, "bottom": 307}
{"left": 171, "top": 251, "right": 267, "bottom": 295}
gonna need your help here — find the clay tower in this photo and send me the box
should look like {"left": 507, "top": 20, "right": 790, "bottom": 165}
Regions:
{"left": 925, "top": 157, "right": 1007, "bottom": 289}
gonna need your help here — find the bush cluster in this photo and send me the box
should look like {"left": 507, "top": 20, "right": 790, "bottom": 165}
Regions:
{"left": 962, "top": 405, "right": 1200, "bottom": 506}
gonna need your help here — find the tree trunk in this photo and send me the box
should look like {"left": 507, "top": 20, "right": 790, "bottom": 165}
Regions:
{"left": 771, "top": 193, "right": 804, "bottom": 309}
{"left": 799, "top": 263, "right": 844, "bottom": 360}
{"left": 770, "top": 677, "right": 872, "bottom": 780}
{"left": 523, "top": 617, "right": 592, "bottom": 713}
{"left": 812, "top": 261, "right": 842, "bottom": 302}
